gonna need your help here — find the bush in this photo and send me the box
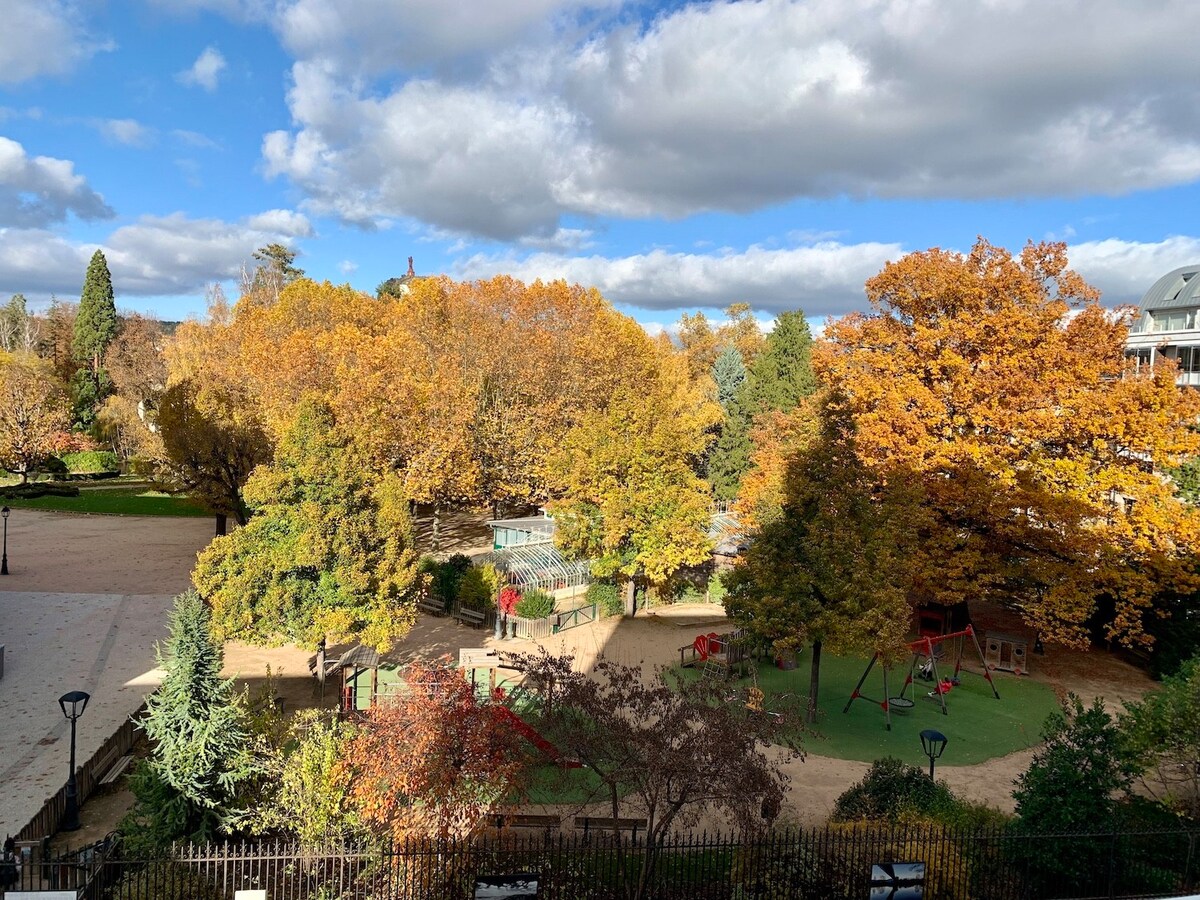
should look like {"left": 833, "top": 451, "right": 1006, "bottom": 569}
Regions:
{"left": 419, "top": 554, "right": 473, "bottom": 611}
{"left": 458, "top": 564, "right": 502, "bottom": 611}
{"left": 708, "top": 572, "right": 727, "bottom": 605}
{"left": 587, "top": 580, "right": 623, "bottom": 617}
{"left": 833, "top": 757, "right": 959, "bottom": 823}
{"left": 515, "top": 588, "right": 555, "bottom": 619}
{"left": 59, "top": 450, "right": 119, "bottom": 473}
{"left": 0, "top": 483, "right": 79, "bottom": 499}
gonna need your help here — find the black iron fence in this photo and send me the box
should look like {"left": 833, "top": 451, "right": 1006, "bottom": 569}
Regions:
{"left": 11, "top": 824, "right": 1200, "bottom": 899}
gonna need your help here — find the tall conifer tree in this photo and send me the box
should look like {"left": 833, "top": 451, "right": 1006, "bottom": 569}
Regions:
{"left": 72, "top": 250, "right": 118, "bottom": 426}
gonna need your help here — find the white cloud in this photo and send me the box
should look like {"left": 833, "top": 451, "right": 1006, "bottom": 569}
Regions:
{"left": 0, "top": 0, "right": 109, "bottom": 85}
{"left": 177, "top": 46, "right": 227, "bottom": 91}
{"left": 172, "top": 129, "right": 221, "bottom": 150}
{"left": 1068, "top": 236, "right": 1200, "bottom": 305}
{"left": 0, "top": 209, "right": 313, "bottom": 298}
{"left": 338, "top": 259, "right": 358, "bottom": 274}
{"left": 0, "top": 137, "right": 113, "bottom": 227}
{"left": 453, "top": 240, "right": 905, "bottom": 317}
{"left": 259, "top": 0, "right": 1200, "bottom": 241}
{"left": 95, "top": 118, "right": 154, "bottom": 147}
{"left": 244, "top": 208, "right": 314, "bottom": 237}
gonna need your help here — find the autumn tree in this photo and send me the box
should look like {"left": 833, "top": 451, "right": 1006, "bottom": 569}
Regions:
{"left": 105, "top": 313, "right": 167, "bottom": 418}
{"left": 0, "top": 355, "right": 69, "bottom": 482}
{"left": 157, "top": 378, "right": 270, "bottom": 524}
{"left": 816, "top": 239, "right": 1200, "bottom": 648}
{"left": 517, "top": 652, "right": 798, "bottom": 900}
{"left": 42, "top": 297, "right": 78, "bottom": 387}
{"left": 192, "top": 400, "right": 421, "bottom": 651}
{"left": 72, "top": 249, "right": 118, "bottom": 425}
{"left": 725, "top": 393, "right": 917, "bottom": 722}
{"left": 551, "top": 347, "right": 720, "bottom": 606}
{"left": 345, "top": 659, "right": 527, "bottom": 841}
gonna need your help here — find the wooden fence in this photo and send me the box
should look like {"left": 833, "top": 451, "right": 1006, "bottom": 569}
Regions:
{"left": 16, "top": 706, "right": 144, "bottom": 842}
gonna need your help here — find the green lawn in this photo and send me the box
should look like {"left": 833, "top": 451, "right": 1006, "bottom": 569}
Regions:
{"left": 676, "top": 649, "right": 1059, "bottom": 767}
{"left": 2, "top": 485, "right": 210, "bottom": 517}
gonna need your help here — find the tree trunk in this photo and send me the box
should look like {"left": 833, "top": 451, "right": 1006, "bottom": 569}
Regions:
{"left": 624, "top": 578, "right": 636, "bottom": 617}
{"left": 432, "top": 504, "right": 441, "bottom": 554}
{"left": 215, "top": 513, "right": 227, "bottom": 536}
{"left": 807, "top": 639, "right": 823, "bottom": 725}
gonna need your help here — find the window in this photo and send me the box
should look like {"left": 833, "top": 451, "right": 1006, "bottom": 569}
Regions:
{"left": 1126, "top": 349, "right": 1152, "bottom": 372}
{"left": 1152, "top": 309, "right": 1194, "bottom": 331}
{"left": 1180, "top": 347, "right": 1200, "bottom": 374}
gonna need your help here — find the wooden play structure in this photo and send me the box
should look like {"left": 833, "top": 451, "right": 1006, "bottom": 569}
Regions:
{"left": 984, "top": 632, "right": 1030, "bottom": 675}
{"left": 843, "top": 625, "right": 1000, "bottom": 730}
{"left": 678, "top": 628, "right": 761, "bottom": 679}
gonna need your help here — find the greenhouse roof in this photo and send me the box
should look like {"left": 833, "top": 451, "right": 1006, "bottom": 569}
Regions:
{"left": 485, "top": 540, "right": 591, "bottom": 587}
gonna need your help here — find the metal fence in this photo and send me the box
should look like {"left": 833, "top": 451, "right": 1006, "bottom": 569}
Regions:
{"left": 25, "top": 824, "right": 1200, "bottom": 900}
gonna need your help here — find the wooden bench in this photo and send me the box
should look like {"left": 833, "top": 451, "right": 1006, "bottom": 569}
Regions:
{"left": 453, "top": 606, "right": 486, "bottom": 627}
{"left": 98, "top": 754, "right": 133, "bottom": 785}
{"left": 575, "top": 816, "right": 648, "bottom": 838}
{"left": 493, "top": 813, "right": 562, "bottom": 831}
{"left": 417, "top": 597, "right": 445, "bottom": 617}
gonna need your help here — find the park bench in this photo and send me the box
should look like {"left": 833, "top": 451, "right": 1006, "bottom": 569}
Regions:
{"left": 453, "top": 606, "right": 486, "bottom": 627}
{"left": 98, "top": 754, "right": 133, "bottom": 785}
{"left": 94, "top": 742, "right": 133, "bottom": 785}
{"left": 492, "top": 813, "right": 562, "bottom": 831}
{"left": 575, "top": 816, "right": 649, "bottom": 838}
{"left": 417, "top": 597, "right": 445, "bottom": 617}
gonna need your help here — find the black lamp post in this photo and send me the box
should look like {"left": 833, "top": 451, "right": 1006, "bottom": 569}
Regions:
{"left": 920, "top": 728, "right": 948, "bottom": 780}
{"left": 58, "top": 690, "right": 90, "bottom": 831}
{"left": 2, "top": 505, "right": 10, "bottom": 575}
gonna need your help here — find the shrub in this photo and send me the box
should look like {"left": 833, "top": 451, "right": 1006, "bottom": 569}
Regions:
{"left": 587, "top": 580, "right": 623, "bottom": 617}
{"left": 498, "top": 586, "right": 521, "bottom": 617}
{"left": 515, "top": 588, "right": 555, "bottom": 619}
{"left": 59, "top": 449, "right": 119, "bottom": 473}
{"left": 420, "top": 554, "right": 473, "bottom": 611}
{"left": 833, "top": 757, "right": 959, "bottom": 823}
{"left": 708, "top": 571, "right": 727, "bottom": 605}
{"left": 458, "top": 563, "right": 502, "bottom": 611}
{"left": 0, "top": 483, "right": 79, "bottom": 499}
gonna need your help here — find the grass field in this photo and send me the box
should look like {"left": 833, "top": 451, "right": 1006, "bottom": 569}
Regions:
{"left": 2, "top": 485, "right": 210, "bottom": 517}
{"left": 676, "top": 648, "right": 1060, "bottom": 767}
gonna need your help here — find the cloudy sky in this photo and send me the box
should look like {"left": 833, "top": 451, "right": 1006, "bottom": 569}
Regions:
{"left": 2, "top": 0, "right": 1199, "bottom": 329}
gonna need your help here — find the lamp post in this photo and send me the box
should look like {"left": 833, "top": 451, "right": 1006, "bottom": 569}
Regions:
{"left": 920, "top": 728, "right": 948, "bottom": 780}
{"left": 58, "top": 690, "right": 90, "bottom": 831}
{"left": 2, "top": 505, "right": 10, "bottom": 575}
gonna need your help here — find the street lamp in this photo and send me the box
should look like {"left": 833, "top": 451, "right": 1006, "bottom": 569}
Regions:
{"left": 920, "top": 728, "right": 948, "bottom": 780}
{"left": 2, "top": 505, "right": 10, "bottom": 575}
{"left": 58, "top": 690, "right": 90, "bottom": 831}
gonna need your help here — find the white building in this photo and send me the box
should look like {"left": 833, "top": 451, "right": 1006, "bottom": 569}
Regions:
{"left": 1126, "top": 264, "right": 1200, "bottom": 386}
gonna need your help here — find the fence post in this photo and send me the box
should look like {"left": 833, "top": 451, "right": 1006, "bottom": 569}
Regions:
{"left": 1187, "top": 832, "right": 1198, "bottom": 893}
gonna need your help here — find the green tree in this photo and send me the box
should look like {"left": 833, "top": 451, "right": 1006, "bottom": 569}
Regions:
{"left": 0, "top": 293, "right": 34, "bottom": 352}
{"left": 1013, "top": 695, "right": 1140, "bottom": 891}
{"left": 122, "top": 591, "right": 258, "bottom": 852}
{"left": 725, "top": 393, "right": 916, "bottom": 723}
{"left": 72, "top": 250, "right": 118, "bottom": 423}
{"left": 192, "top": 400, "right": 422, "bottom": 651}
{"left": 1122, "top": 656, "right": 1200, "bottom": 819}
{"left": 712, "top": 344, "right": 746, "bottom": 408}
{"left": 706, "top": 399, "right": 752, "bottom": 501}
{"left": 1171, "top": 457, "right": 1200, "bottom": 505}
{"left": 244, "top": 243, "right": 304, "bottom": 305}
{"left": 745, "top": 310, "right": 816, "bottom": 413}
{"left": 252, "top": 710, "right": 360, "bottom": 848}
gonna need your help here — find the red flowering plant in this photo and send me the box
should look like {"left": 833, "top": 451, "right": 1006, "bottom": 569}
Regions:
{"left": 497, "top": 586, "right": 521, "bottom": 617}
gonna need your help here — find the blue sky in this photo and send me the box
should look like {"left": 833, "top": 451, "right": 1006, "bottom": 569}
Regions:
{"left": 3, "top": 0, "right": 1200, "bottom": 332}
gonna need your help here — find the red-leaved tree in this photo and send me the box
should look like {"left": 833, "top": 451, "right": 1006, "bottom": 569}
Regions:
{"left": 344, "top": 659, "right": 528, "bottom": 841}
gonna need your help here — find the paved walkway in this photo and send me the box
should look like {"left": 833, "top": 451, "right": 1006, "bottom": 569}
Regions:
{"left": 0, "top": 511, "right": 214, "bottom": 839}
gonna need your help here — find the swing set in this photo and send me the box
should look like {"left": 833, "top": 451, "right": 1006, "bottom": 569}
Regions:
{"left": 842, "top": 625, "right": 1000, "bottom": 730}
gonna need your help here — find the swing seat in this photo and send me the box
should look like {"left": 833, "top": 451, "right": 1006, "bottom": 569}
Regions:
{"left": 888, "top": 697, "right": 914, "bottom": 714}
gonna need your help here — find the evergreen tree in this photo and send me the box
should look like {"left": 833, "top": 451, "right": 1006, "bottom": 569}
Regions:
{"left": 0, "top": 293, "right": 30, "bottom": 352}
{"left": 74, "top": 250, "right": 118, "bottom": 371}
{"left": 123, "top": 591, "right": 258, "bottom": 852}
{"left": 745, "top": 309, "right": 816, "bottom": 413}
{"left": 712, "top": 344, "right": 746, "bottom": 407}
{"left": 706, "top": 400, "right": 752, "bottom": 501}
{"left": 72, "top": 250, "right": 118, "bottom": 425}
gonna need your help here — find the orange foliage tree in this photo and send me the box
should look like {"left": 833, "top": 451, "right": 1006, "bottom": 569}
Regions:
{"left": 809, "top": 239, "right": 1200, "bottom": 648}
{"left": 344, "top": 660, "right": 528, "bottom": 841}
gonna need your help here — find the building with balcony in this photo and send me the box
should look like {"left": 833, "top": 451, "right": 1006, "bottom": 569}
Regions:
{"left": 1126, "top": 264, "right": 1200, "bottom": 386}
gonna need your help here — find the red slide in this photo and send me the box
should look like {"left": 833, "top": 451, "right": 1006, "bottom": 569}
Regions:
{"left": 495, "top": 705, "right": 582, "bottom": 768}
{"left": 693, "top": 632, "right": 723, "bottom": 662}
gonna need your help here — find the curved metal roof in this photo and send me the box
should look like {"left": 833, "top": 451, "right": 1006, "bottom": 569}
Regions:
{"left": 1138, "top": 265, "right": 1200, "bottom": 311}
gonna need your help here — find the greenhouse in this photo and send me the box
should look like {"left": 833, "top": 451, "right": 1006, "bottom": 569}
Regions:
{"left": 484, "top": 540, "right": 592, "bottom": 594}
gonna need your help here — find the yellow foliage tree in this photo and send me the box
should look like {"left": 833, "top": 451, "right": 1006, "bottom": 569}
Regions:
{"left": 813, "top": 239, "right": 1200, "bottom": 648}
{"left": 0, "top": 354, "right": 69, "bottom": 482}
